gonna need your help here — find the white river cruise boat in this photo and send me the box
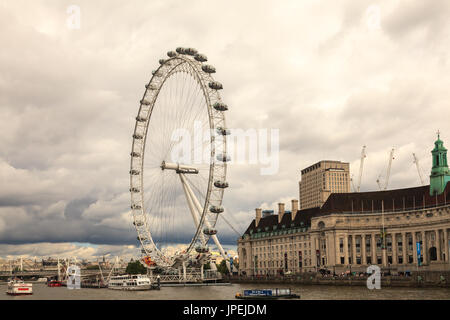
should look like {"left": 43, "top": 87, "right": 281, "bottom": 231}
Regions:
{"left": 6, "top": 279, "right": 33, "bottom": 296}
{"left": 108, "top": 274, "right": 151, "bottom": 291}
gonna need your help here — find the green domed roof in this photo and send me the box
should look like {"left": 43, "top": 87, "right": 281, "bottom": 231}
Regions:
{"left": 430, "top": 131, "right": 450, "bottom": 195}
{"left": 432, "top": 131, "right": 447, "bottom": 152}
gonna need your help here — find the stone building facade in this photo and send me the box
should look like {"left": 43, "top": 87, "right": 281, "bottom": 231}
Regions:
{"left": 238, "top": 137, "right": 450, "bottom": 276}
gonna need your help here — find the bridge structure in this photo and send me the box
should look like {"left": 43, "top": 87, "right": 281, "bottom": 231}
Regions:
{"left": 1, "top": 267, "right": 223, "bottom": 285}
{"left": 147, "top": 268, "right": 223, "bottom": 284}
{"left": 0, "top": 268, "right": 126, "bottom": 279}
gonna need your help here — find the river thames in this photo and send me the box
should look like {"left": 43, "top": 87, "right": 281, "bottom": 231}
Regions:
{"left": 1, "top": 283, "right": 449, "bottom": 300}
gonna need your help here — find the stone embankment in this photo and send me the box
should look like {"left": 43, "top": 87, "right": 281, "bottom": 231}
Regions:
{"left": 228, "top": 271, "right": 450, "bottom": 288}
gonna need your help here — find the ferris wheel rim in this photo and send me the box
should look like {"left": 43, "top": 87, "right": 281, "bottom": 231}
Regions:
{"left": 130, "top": 50, "right": 228, "bottom": 267}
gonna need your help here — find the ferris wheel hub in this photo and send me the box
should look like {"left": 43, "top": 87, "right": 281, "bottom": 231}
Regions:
{"left": 160, "top": 161, "right": 199, "bottom": 174}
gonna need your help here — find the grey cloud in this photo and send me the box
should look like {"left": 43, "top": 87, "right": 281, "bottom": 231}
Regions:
{"left": 0, "top": 1, "right": 449, "bottom": 259}
{"left": 64, "top": 197, "right": 96, "bottom": 220}
{"left": 383, "top": 0, "right": 450, "bottom": 41}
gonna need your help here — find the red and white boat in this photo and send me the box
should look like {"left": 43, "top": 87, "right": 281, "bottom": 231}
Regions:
{"left": 47, "top": 280, "right": 62, "bottom": 287}
{"left": 6, "top": 278, "right": 33, "bottom": 296}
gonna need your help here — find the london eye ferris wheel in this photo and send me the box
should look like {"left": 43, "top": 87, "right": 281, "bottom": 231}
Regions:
{"left": 129, "top": 47, "right": 230, "bottom": 269}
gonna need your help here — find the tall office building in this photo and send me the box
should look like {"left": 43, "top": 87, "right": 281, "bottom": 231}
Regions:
{"left": 299, "top": 160, "right": 350, "bottom": 209}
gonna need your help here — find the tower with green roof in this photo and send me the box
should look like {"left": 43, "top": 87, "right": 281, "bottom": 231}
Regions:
{"left": 430, "top": 131, "right": 450, "bottom": 195}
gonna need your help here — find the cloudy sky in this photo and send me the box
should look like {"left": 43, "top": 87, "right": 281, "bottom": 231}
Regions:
{"left": 1, "top": 0, "right": 449, "bottom": 260}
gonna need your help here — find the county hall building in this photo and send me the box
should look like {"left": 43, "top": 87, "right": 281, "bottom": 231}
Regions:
{"left": 237, "top": 135, "right": 450, "bottom": 275}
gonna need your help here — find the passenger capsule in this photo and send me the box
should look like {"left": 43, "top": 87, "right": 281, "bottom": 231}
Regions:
{"left": 202, "top": 65, "right": 216, "bottom": 73}
{"left": 145, "top": 84, "right": 157, "bottom": 90}
{"left": 209, "top": 205, "right": 224, "bottom": 214}
{"left": 194, "top": 54, "right": 207, "bottom": 62}
{"left": 130, "top": 169, "right": 140, "bottom": 175}
{"left": 209, "top": 81, "right": 223, "bottom": 90}
{"left": 195, "top": 246, "right": 209, "bottom": 253}
{"left": 216, "top": 127, "right": 230, "bottom": 135}
{"left": 134, "top": 221, "right": 144, "bottom": 226}
{"left": 130, "top": 187, "right": 140, "bottom": 193}
{"left": 213, "top": 102, "right": 228, "bottom": 111}
{"left": 152, "top": 70, "right": 162, "bottom": 77}
{"left": 140, "top": 99, "right": 151, "bottom": 106}
{"left": 133, "top": 134, "right": 143, "bottom": 140}
{"left": 159, "top": 59, "right": 166, "bottom": 65}
{"left": 176, "top": 47, "right": 186, "bottom": 54}
{"left": 167, "top": 51, "right": 177, "bottom": 58}
{"left": 136, "top": 116, "right": 147, "bottom": 122}
{"left": 131, "top": 152, "right": 141, "bottom": 157}
{"left": 131, "top": 204, "right": 142, "bottom": 210}
{"left": 216, "top": 154, "right": 230, "bottom": 162}
{"left": 137, "top": 236, "right": 147, "bottom": 241}
{"left": 203, "top": 228, "right": 217, "bottom": 235}
{"left": 214, "top": 180, "right": 229, "bottom": 188}
{"left": 185, "top": 48, "right": 198, "bottom": 56}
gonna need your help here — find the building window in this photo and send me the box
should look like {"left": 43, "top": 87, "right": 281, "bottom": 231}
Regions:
{"left": 366, "top": 237, "right": 371, "bottom": 251}
{"left": 340, "top": 257, "right": 345, "bottom": 264}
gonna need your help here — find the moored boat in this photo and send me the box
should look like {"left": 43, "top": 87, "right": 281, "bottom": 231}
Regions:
{"left": 108, "top": 274, "right": 152, "bottom": 291}
{"left": 235, "top": 288, "right": 299, "bottom": 300}
{"left": 47, "top": 280, "right": 63, "bottom": 287}
{"left": 6, "top": 278, "right": 33, "bottom": 296}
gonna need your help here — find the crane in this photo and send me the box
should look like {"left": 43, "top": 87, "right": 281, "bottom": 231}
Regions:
{"left": 376, "top": 174, "right": 382, "bottom": 190}
{"left": 356, "top": 146, "right": 367, "bottom": 192}
{"left": 350, "top": 174, "right": 357, "bottom": 192}
{"left": 350, "top": 146, "right": 366, "bottom": 192}
{"left": 412, "top": 153, "right": 425, "bottom": 185}
{"left": 376, "top": 148, "right": 395, "bottom": 190}
{"left": 384, "top": 148, "right": 395, "bottom": 190}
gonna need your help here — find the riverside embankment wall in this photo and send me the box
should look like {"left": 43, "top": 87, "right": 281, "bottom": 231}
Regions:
{"left": 228, "top": 271, "right": 450, "bottom": 288}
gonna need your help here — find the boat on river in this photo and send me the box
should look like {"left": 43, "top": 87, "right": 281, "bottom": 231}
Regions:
{"left": 6, "top": 278, "right": 33, "bottom": 296}
{"left": 108, "top": 274, "right": 152, "bottom": 291}
{"left": 47, "top": 280, "right": 63, "bottom": 287}
{"left": 235, "top": 288, "right": 300, "bottom": 300}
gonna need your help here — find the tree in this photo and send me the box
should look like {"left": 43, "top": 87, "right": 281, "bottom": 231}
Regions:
{"left": 216, "top": 260, "right": 229, "bottom": 275}
{"left": 125, "top": 260, "right": 146, "bottom": 274}
{"left": 86, "top": 265, "right": 99, "bottom": 270}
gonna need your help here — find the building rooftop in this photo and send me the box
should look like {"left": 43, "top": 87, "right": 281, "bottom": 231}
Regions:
{"left": 243, "top": 183, "right": 450, "bottom": 236}
{"left": 301, "top": 160, "right": 349, "bottom": 175}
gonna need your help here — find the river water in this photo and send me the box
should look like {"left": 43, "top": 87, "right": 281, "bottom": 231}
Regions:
{"left": 1, "top": 282, "right": 449, "bottom": 300}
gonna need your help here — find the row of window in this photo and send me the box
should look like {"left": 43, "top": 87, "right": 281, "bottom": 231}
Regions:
{"left": 254, "top": 249, "right": 313, "bottom": 260}
{"left": 255, "top": 258, "right": 312, "bottom": 269}
{"left": 253, "top": 242, "right": 311, "bottom": 253}
{"left": 340, "top": 255, "right": 416, "bottom": 265}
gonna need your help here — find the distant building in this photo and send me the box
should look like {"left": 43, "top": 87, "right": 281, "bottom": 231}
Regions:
{"left": 299, "top": 160, "right": 350, "bottom": 210}
{"left": 238, "top": 135, "right": 450, "bottom": 276}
